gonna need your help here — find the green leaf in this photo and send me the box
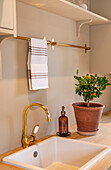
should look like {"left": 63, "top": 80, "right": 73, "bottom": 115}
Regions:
{"left": 101, "top": 86, "right": 106, "bottom": 91}
{"left": 75, "top": 84, "right": 79, "bottom": 86}
{"left": 106, "top": 83, "right": 111, "bottom": 86}
{"left": 82, "top": 76, "right": 86, "bottom": 79}
{"left": 76, "top": 69, "right": 79, "bottom": 75}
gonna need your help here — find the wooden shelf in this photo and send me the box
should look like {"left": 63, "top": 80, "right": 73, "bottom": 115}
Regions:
{"left": 18, "top": 0, "right": 111, "bottom": 25}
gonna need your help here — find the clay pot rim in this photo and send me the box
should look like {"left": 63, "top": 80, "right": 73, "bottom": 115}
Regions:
{"left": 72, "top": 102, "right": 105, "bottom": 110}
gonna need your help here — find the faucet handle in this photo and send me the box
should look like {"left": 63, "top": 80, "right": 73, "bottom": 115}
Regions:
{"left": 32, "top": 125, "right": 39, "bottom": 136}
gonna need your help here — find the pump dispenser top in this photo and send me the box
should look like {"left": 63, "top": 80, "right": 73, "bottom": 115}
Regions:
{"left": 61, "top": 106, "right": 66, "bottom": 116}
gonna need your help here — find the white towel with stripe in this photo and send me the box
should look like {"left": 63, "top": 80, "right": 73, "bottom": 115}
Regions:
{"left": 27, "top": 38, "right": 48, "bottom": 90}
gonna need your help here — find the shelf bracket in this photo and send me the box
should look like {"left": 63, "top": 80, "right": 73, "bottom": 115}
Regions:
{"left": 0, "top": 35, "right": 13, "bottom": 43}
{"left": 76, "top": 19, "right": 92, "bottom": 38}
{"left": 0, "top": 35, "right": 13, "bottom": 79}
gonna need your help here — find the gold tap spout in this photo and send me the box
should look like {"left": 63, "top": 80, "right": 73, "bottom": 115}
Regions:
{"left": 22, "top": 103, "right": 51, "bottom": 148}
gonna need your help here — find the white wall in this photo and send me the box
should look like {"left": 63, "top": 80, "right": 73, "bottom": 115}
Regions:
{"left": 90, "top": 0, "right": 111, "bottom": 20}
{"left": 90, "top": 0, "right": 111, "bottom": 111}
{"left": 90, "top": 0, "right": 111, "bottom": 73}
{"left": 0, "top": 1, "right": 90, "bottom": 154}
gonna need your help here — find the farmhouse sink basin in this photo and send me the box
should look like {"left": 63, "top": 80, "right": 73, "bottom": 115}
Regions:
{"left": 2, "top": 137, "right": 111, "bottom": 170}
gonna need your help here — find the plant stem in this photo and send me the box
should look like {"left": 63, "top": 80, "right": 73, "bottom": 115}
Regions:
{"left": 87, "top": 100, "right": 90, "bottom": 107}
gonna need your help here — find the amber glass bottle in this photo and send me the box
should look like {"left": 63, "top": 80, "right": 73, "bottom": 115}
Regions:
{"left": 59, "top": 106, "right": 68, "bottom": 135}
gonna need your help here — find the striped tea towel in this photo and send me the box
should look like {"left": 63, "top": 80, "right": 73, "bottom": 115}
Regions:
{"left": 27, "top": 38, "right": 48, "bottom": 90}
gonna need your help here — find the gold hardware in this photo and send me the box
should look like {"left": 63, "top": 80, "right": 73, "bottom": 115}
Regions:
{"left": 22, "top": 103, "right": 51, "bottom": 148}
{"left": 15, "top": 36, "right": 31, "bottom": 41}
{"left": 14, "top": 36, "right": 90, "bottom": 53}
{"left": 51, "top": 42, "right": 91, "bottom": 53}
{"left": 15, "top": 36, "right": 51, "bottom": 45}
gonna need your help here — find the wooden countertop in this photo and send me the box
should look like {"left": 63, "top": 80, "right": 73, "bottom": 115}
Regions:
{"left": 1, "top": 111, "right": 111, "bottom": 170}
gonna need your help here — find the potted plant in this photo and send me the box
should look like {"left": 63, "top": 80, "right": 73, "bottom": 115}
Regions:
{"left": 72, "top": 69, "right": 111, "bottom": 136}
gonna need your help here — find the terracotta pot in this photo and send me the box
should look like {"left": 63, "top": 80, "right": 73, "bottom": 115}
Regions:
{"left": 72, "top": 102, "right": 105, "bottom": 136}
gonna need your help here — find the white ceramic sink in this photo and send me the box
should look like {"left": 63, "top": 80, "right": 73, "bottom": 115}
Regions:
{"left": 2, "top": 137, "right": 111, "bottom": 170}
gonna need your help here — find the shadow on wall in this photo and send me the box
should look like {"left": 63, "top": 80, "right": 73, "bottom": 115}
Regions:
{"left": 0, "top": 36, "right": 78, "bottom": 142}
{"left": 1, "top": 38, "right": 28, "bottom": 96}
{"left": 0, "top": 114, "right": 14, "bottom": 153}
{"left": 0, "top": 0, "right": 3, "bottom": 26}
{"left": 1, "top": 38, "right": 27, "bottom": 79}
{"left": 1, "top": 37, "right": 50, "bottom": 140}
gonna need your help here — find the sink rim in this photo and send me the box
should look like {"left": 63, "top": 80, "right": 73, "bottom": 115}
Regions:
{"left": 2, "top": 136, "right": 111, "bottom": 170}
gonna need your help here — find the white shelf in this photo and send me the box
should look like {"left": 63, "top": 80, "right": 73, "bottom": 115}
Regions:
{"left": 18, "top": 0, "right": 111, "bottom": 25}
{"left": 0, "top": 28, "right": 14, "bottom": 36}
{"left": 0, "top": 0, "right": 17, "bottom": 38}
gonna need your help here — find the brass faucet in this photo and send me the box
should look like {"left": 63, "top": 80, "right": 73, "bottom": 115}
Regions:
{"left": 22, "top": 103, "right": 51, "bottom": 148}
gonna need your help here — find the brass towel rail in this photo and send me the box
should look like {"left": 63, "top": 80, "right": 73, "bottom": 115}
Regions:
{"left": 15, "top": 36, "right": 51, "bottom": 44}
{"left": 15, "top": 36, "right": 91, "bottom": 53}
